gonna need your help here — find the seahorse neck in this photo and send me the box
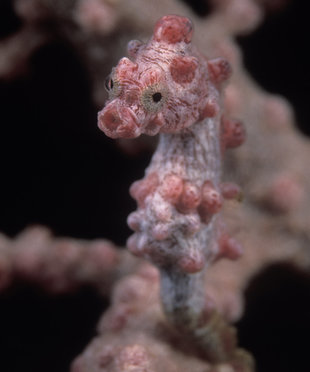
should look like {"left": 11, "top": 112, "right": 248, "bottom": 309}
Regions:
{"left": 151, "top": 117, "right": 221, "bottom": 185}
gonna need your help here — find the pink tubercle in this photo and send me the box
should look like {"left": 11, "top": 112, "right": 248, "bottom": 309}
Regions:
{"left": 200, "top": 181, "right": 223, "bottom": 213}
{"left": 151, "top": 223, "right": 170, "bottom": 241}
{"left": 221, "top": 116, "right": 246, "bottom": 149}
{"left": 153, "top": 15, "right": 193, "bottom": 44}
{"left": 129, "top": 172, "right": 159, "bottom": 207}
{"left": 177, "top": 182, "right": 201, "bottom": 213}
{"left": 170, "top": 56, "right": 198, "bottom": 85}
{"left": 127, "top": 40, "right": 144, "bottom": 59}
{"left": 144, "top": 114, "right": 165, "bottom": 135}
{"left": 127, "top": 211, "right": 141, "bottom": 231}
{"left": 98, "top": 105, "right": 140, "bottom": 139}
{"left": 220, "top": 182, "right": 243, "bottom": 201}
{"left": 159, "top": 174, "right": 183, "bottom": 204}
{"left": 126, "top": 234, "right": 146, "bottom": 257}
{"left": 177, "top": 253, "right": 205, "bottom": 273}
{"left": 199, "top": 98, "right": 219, "bottom": 120}
{"left": 207, "top": 57, "right": 232, "bottom": 85}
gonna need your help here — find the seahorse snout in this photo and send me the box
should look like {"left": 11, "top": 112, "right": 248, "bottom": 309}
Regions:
{"left": 98, "top": 102, "right": 140, "bottom": 139}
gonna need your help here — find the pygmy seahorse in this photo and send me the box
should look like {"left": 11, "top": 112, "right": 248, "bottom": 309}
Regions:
{"left": 98, "top": 15, "right": 251, "bottom": 370}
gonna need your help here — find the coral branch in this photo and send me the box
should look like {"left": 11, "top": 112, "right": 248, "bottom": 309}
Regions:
{"left": 0, "top": 226, "right": 138, "bottom": 294}
{"left": 72, "top": 264, "right": 253, "bottom": 372}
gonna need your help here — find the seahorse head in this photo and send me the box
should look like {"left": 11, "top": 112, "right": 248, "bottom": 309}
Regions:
{"left": 98, "top": 15, "right": 224, "bottom": 138}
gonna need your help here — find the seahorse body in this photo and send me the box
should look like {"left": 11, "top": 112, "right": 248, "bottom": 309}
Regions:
{"left": 98, "top": 15, "right": 250, "bottom": 368}
{"left": 98, "top": 15, "right": 243, "bottom": 270}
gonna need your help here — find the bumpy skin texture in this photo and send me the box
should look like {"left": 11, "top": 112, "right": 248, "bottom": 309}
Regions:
{"left": 98, "top": 15, "right": 243, "bottom": 269}
{"left": 98, "top": 15, "right": 251, "bottom": 369}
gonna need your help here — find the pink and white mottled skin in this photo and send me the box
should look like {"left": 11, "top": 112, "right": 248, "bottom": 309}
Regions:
{"left": 98, "top": 15, "right": 250, "bottom": 368}
{"left": 98, "top": 15, "right": 243, "bottom": 268}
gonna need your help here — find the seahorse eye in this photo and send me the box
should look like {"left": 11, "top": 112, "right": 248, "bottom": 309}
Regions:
{"left": 105, "top": 76, "right": 114, "bottom": 91}
{"left": 141, "top": 84, "right": 168, "bottom": 113}
{"left": 152, "top": 92, "right": 162, "bottom": 102}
